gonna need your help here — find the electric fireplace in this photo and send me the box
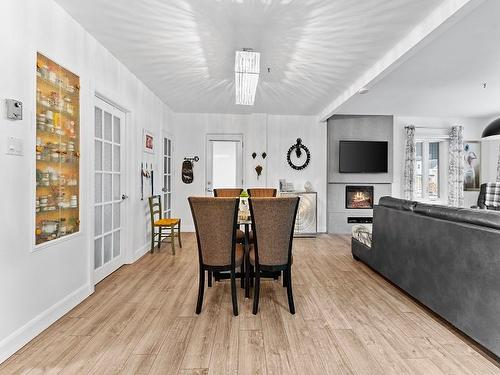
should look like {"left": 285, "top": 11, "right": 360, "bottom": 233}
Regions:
{"left": 346, "top": 186, "right": 374, "bottom": 209}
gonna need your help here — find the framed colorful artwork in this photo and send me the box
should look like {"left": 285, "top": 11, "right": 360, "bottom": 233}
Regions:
{"left": 143, "top": 129, "right": 155, "bottom": 154}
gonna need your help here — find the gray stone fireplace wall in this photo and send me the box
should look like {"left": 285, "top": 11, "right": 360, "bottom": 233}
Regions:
{"left": 327, "top": 115, "right": 394, "bottom": 234}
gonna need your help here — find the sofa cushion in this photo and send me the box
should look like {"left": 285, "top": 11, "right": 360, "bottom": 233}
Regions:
{"left": 414, "top": 203, "right": 500, "bottom": 231}
{"left": 378, "top": 196, "right": 417, "bottom": 211}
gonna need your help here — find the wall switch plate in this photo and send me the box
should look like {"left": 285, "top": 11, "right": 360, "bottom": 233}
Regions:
{"left": 6, "top": 99, "right": 23, "bottom": 120}
{"left": 6, "top": 136, "right": 24, "bottom": 156}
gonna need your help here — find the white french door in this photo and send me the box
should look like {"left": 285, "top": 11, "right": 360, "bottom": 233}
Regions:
{"left": 162, "top": 136, "right": 172, "bottom": 218}
{"left": 206, "top": 134, "right": 243, "bottom": 193}
{"left": 93, "top": 98, "right": 126, "bottom": 284}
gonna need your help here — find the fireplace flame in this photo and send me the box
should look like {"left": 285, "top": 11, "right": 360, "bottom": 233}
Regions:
{"left": 353, "top": 191, "right": 368, "bottom": 202}
{"left": 347, "top": 187, "right": 373, "bottom": 209}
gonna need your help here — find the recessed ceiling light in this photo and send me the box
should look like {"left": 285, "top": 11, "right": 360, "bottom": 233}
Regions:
{"left": 358, "top": 87, "right": 370, "bottom": 94}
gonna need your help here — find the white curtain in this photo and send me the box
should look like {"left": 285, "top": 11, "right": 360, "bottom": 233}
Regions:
{"left": 448, "top": 125, "right": 464, "bottom": 207}
{"left": 403, "top": 125, "right": 416, "bottom": 200}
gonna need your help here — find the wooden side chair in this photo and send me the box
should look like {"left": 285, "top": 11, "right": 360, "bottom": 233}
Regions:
{"left": 248, "top": 188, "right": 277, "bottom": 197}
{"left": 188, "top": 197, "right": 244, "bottom": 316}
{"left": 148, "top": 195, "right": 182, "bottom": 255}
{"left": 248, "top": 197, "right": 300, "bottom": 315}
{"left": 213, "top": 188, "right": 243, "bottom": 197}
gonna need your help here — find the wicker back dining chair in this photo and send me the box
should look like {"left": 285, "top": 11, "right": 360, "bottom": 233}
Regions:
{"left": 188, "top": 197, "right": 244, "bottom": 316}
{"left": 248, "top": 188, "right": 277, "bottom": 197}
{"left": 213, "top": 188, "right": 243, "bottom": 197}
{"left": 248, "top": 197, "right": 300, "bottom": 315}
{"left": 213, "top": 188, "right": 249, "bottom": 244}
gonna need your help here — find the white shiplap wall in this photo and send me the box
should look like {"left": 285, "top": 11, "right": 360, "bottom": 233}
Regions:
{"left": 172, "top": 113, "right": 327, "bottom": 232}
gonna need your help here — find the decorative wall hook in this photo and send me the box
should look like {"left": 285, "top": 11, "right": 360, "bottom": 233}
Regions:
{"left": 262, "top": 152, "right": 267, "bottom": 159}
{"left": 251, "top": 152, "right": 257, "bottom": 159}
{"left": 184, "top": 156, "right": 199, "bottom": 163}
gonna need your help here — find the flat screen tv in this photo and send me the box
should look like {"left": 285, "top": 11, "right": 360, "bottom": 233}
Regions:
{"left": 339, "top": 141, "right": 388, "bottom": 173}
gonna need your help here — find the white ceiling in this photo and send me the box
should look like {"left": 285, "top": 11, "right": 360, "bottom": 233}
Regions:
{"left": 337, "top": 0, "right": 500, "bottom": 119}
{"left": 55, "top": 0, "right": 444, "bottom": 115}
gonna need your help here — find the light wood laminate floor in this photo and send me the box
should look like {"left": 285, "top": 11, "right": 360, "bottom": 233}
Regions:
{"left": 1, "top": 234, "right": 499, "bottom": 374}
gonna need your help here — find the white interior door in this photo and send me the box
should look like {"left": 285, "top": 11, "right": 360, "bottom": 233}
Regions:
{"left": 93, "top": 98, "right": 126, "bottom": 284}
{"left": 206, "top": 134, "right": 243, "bottom": 193}
{"left": 162, "top": 136, "right": 172, "bottom": 218}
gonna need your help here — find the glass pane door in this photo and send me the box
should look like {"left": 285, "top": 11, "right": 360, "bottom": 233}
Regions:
{"left": 163, "top": 137, "right": 172, "bottom": 218}
{"left": 94, "top": 98, "right": 125, "bottom": 284}
{"left": 212, "top": 141, "right": 238, "bottom": 188}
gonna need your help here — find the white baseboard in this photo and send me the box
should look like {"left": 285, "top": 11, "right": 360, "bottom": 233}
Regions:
{"left": 130, "top": 242, "right": 150, "bottom": 263}
{"left": 0, "top": 283, "right": 92, "bottom": 364}
{"left": 0, "top": 241, "right": 163, "bottom": 365}
{"left": 182, "top": 226, "right": 195, "bottom": 232}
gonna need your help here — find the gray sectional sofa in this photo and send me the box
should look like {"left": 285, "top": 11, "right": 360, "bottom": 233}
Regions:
{"left": 352, "top": 196, "right": 500, "bottom": 358}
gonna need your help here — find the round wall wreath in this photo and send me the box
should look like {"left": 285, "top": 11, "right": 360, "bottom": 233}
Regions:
{"left": 287, "top": 138, "right": 311, "bottom": 170}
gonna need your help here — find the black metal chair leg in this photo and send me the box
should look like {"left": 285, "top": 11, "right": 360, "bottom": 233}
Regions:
{"left": 286, "top": 267, "right": 295, "bottom": 315}
{"left": 252, "top": 268, "right": 260, "bottom": 315}
{"left": 240, "top": 263, "right": 245, "bottom": 289}
{"left": 196, "top": 266, "right": 205, "bottom": 314}
{"left": 230, "top": 268, "right": 238, "bottom": 316}
{"left": 157, "top": 227, "right": 162, "bottom": 250}
{"left": 250, "top": 265, "right": 254, "bottom": 287}
{"left": 208, "top": 271, "right": 212, "bottom": 287}
{"left": 245, "top": 255, "right": 250, "bottom": 298}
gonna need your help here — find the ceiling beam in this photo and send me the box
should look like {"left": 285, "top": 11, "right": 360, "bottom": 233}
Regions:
{"left": 317, "top": 0, "right": 486, "bottom": 122}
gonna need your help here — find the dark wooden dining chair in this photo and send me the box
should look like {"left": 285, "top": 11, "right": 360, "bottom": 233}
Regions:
{"left": 248, "top": 197, "right": 300, "bottom": 315}
{"left": 248, "top": 188, "right": 277, "bottom": 197}
{"left": 213, "top": 188, "right": 243, "bottom": 197}
{"left": 188, "top": 197, "right": 244, "bottom": 316}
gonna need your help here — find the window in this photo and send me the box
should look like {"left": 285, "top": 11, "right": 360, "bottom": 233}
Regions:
{"left": 415, "top": 141, "right": 440, "bottom": 201}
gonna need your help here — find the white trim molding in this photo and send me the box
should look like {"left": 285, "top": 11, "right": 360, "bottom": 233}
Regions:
{"left": 0, "top": 284, "right": 92, "bottom": 364}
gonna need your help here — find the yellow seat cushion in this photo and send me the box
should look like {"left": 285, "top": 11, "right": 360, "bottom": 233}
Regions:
{"left": 154, "top": 218, "right": 180, "bottom": 226}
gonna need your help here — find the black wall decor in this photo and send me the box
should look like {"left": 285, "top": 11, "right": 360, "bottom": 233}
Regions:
{"left": 287, "top": 138, "right": 311, "bottom": 170}
{"left": 182, "top": 156, "right": 198, "bottom": 184}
